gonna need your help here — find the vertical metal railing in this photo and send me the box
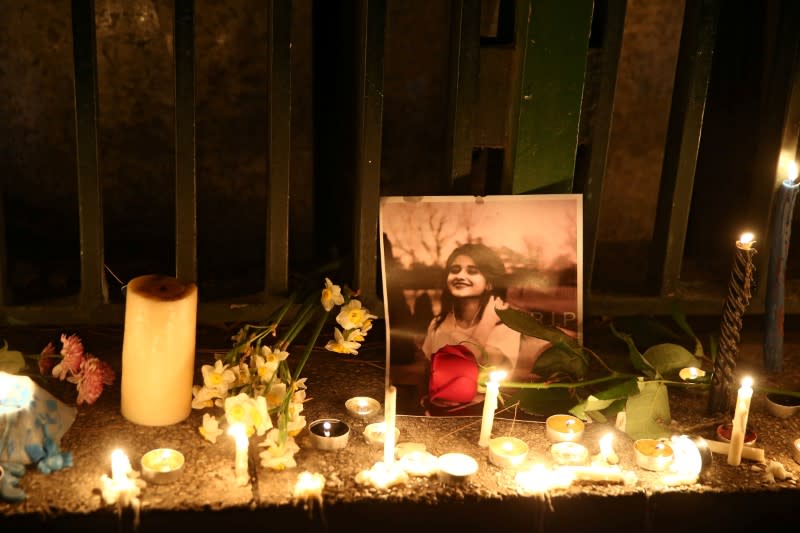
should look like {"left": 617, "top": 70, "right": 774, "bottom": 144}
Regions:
{"left": 174, "top": 0, "right": 198, "bottom": 284}
{"left": 265, "top": 0, "right": 293, "bottom": 296}
{"left": 649, "top": 0, "right": 721, "bottom": 299}
{"left": 353, "top": 0, "right": 386, "bottom": 305}
{"left": 72, "top": 0, "right": 109, "bottom": 310}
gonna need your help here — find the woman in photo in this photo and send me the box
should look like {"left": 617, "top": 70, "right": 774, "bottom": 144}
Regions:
{"left": 421, "top": 243, "right": 553, "bottom": 410}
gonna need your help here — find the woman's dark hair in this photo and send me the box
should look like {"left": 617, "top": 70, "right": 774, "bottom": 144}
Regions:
{"left": 433, "top": 243, "right": 507, "bottom": 330}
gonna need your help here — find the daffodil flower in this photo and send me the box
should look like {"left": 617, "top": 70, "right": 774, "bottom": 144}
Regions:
{"left": 191, "top": 385, "right": 221, "bottom": 410}
{"left": 259, "top": 429, "right": 300, "bottom": 470}
{"left": 320, "top": 278, "right": 344, "bottom": 311}
{"left": 199, "top": 413, "right": 224, "bottom": 443}
{"left": 266, "top": 381, "right": 287, "bottom": 409}
{"left": 325, "top": 327, "right": 361, "bottom": 355}
{"left": 335, "top": 299, "right": 376, "bottom": 330}
{"left": 201, "top": 360, "right": 236, "bottom": 395}
{"left": 254, "top": 354, "right": 279, "bottom": 383}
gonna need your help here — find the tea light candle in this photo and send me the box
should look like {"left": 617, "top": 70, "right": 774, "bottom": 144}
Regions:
{"left": 550, "top": 442, "right": 589, "bottom": 466}
{"left": 399, "top": 450, "right": 439, "bottom": 477}
{"left": 363, "top": 422, "right": 399, "bottom": 448}
{"left": 121, "top": 275, "right": 198, "bottom": 426}
{"left": 488, "top": 436, "right": 529, "bottom": 469}
{"left": 309, "top": 419, "right": 350, "bottom": 450}
{"left": 345, "top": 396, "right": 381, "bottom": 419}
{"left": 662, "top": 435, "right": 704, "bottom": 486}
{"left": 679, "top": 367, "right": 706, "bottom": 381}
{"left": 728, "top": 376, "right": 753, "bottom": 466}
{"left": 228, "top": 423, "right": 249, "bottom": 486}
{"left": 545, "top": 414, "right": 585, "bottom": 442}
{"left": 437, "top": 453, "right": 478, "bottom": 484}
{"left": 478, "top": 371, "right": 506, "bottom": 447}
{"left": 634, "top": 439, "right": 674, "bottom": 471}
{"left": 140, "top": 448, "right": 184, "bottom": 484}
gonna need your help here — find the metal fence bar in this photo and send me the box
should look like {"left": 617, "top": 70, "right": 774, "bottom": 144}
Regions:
{"left": 265, "top": 0, "right": 292, "bottom": 295}
{"left": 0, "top": 187, "right": 7, "bottom": 305}
{"left": 71, "top": 0, "right": 108, "bottom": 306}
{"left": 174, "top": 0, "right": 198, "bottom": 283}
{"left": 751, "top": 0, "right": 800, "bottom": 309}
{"left": 443, "top": 0, "right": 480, "bottom": 187}
{"left": 650, "top": 0, "right": 721, "bottom": 298}
{"left": 353, "top": 0, "right": 386, "bottom": 304}
{"left": 583, "top": 0, "right": 627, "bottom": 301}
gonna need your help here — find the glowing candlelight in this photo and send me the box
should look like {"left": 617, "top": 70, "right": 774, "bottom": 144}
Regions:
{"left": 384, "top": 386, "right": 397, "bottom": 465}
{"left": 634, "top": 439, "right": 674, "bottom": 471}
{"left": 293, "top": 471, "right": 325, "bottom": 507}
{"left": 345, "top": 396, "right": 381, "bottom": 419}
{"left": 100, "top": 449, "right": 144, "bottom": 514}
{"left": 679, "top": 367, "right": 706, "bottom": 381}
{"left": 596, "top": 433, "right": 619, "bottom": 465}
{"left": 728, "top": 376, "right": 754, "bottom": 466}
{"left": 309, "top": 419, "right": 350, "bottom": 450}
{"left": 479, "top": 371, "right": 506, "bottom": 447}
{"left": 228, "top": 423, "right": 249, "bottom": 486}
{"left": 515, "top": 463, "right": 574, "bottom": 494}
{"left": 662, "top": 435, "right": 703, "bottom": 486}
{"left": 488, "top": 436, "right": 529, "bottom": 469}
{"left": 706, "top": 439, "right": 765, "bottom": 462}
{"left": 140, "top": 448, "right": 184, "bottom": 484}
{"left": 545, "top": 414, "right": 585, "bottom": 442}
{"left": 550, "top": 441, "right": 589, "bottom": 466}
{"left": 792, "top": 438, "right": 800, "bottom": 464}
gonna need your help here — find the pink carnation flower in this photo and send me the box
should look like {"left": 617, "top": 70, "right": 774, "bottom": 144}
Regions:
{"left": 52, "top": 333, "right": 85, "bottom": 380}
{"left": 68, "top": 355, "right": 115, "bottom": 405}
{"left": 38, "top": 341, "right": 58, "bottom": 376}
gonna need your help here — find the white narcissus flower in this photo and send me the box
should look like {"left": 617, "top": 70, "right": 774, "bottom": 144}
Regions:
{"left": 259, "top": 428, "right": 300, "bottom": 470}
{"left": 261, "top": 345, "right": 289, "bottom": 363}
{"left": 266, "top": 381, "right": 288, "bottom": 409}
{"left": 320, "top": 278, "right": 345, "bottom": 312}
{"left": 201, "top": 360, "right": 236, "bottom": 394}
{"left": 192, "top": 385, "right": 222, "bottom": 409}
{"left": 336, "top": 299, "right": 377, "bottom": 330}
{"left": 224, "top": 392, "right": 272, "bottom": 436}
{"left": 199, "top": 413, "right": 224, "bottom": 443}
{"left": 325, "top": 328, "right": 361, "bottom": 355}
{"left": 254, "top": 354, "right": 278, "bottom": 383}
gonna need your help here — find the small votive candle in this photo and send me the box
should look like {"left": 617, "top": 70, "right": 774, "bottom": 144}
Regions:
{"left": 437, "top": 453, "right": 478, "bottom": 484}
{"left": 545, "top": 414, "right": 585, "bottom": 442}
{"left": 678, "top": 367, "right": 706, "bottom": 381}
{"left": 141, "top": 448, "right": 185, "bottom": 484}
{"left": 363, "top": 422, "right": 400, "bottom": 448}
{"left": 634, "top": 438, "right": 674, "bottom": 471}
{"left": 550, "top": 442, "right": 589, "bottom": 466}
{"left": 345, "top": 396, "right": 381, "bottom": 420}
{"left": 488, "top": 436, "right": 529, "bottom": 469}
{"left": 228, "top": 424, "right": 249, "bottom": 486}
{"left": 309, "top": 419, "right": 350, "bottom": 451}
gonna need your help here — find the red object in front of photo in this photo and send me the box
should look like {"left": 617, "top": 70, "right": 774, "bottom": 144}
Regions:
{"left": 429, "top": 344, "right": 479, "bottom": 405}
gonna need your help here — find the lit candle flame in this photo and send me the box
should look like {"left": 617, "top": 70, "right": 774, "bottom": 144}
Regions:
{"left": 739, "top": 232, "right": 754, "bottom": 246}
{"left": 323, "top": 421, "right": 332, "bottom": 438}
{"left": 489, "top": 370, "right": 507, "bottom": 383}
{"left": 789, "top": 160, "right": 799, "bottom": 183}
{"left": 741, "top": 376, "right": 753, "bottom": 389}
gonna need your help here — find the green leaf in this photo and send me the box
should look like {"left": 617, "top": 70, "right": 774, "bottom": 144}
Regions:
{"left": 531, "top": 344, "right": 588, "bottom": 380}
{"left": 498, "top": 307, "right": 579, "bottom": 346}
{"left": 624, "top": 380, "right": 671, "bottom": 440}
{"left": 641, "top": 343, "right": 701, "bottom": 376}
{"left": 609, "top": 323, "right": 655, "bottom": 376}
{"left": 593, "top": 378, "right": 640, "bottom": 400}
{"left": 510, "top": 388, "right": 577, "bottom": 417}
{"left": 0, "top": 339, "right": 26, "bottom": 374}
{"left": 671, "top": 304, "right": 704, "bottom": 358}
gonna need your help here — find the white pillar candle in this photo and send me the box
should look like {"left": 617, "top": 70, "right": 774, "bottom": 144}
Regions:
{"left": 728, "top": 376, "right": 753, "bottom": 466}
{"left": 121, "top": 275, "right": 198, "bottom": 426}
{"left": 479, "top": 371, "right": 506, "bottom": 447}
{"left": 383, "top": 385, "right": 397, "bottom": 465}
{"left": 706, "top": 439, "right": 765, "bottom": 462}
{"left": 228, "top": 423, "right": 249, "bottom": 486}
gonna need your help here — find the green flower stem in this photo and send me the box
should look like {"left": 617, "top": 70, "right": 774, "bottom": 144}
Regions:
{"left": 277, "top": 292, "right": 319, "bottom": 349}
{"left": 291, "top": 308, "right": 330, "bottom": 380}
{"left": 754, "top": 385, "right": 800, "bottom": 398}
{"left": 501, "top": 372, "right": 639, "bottom": 390}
